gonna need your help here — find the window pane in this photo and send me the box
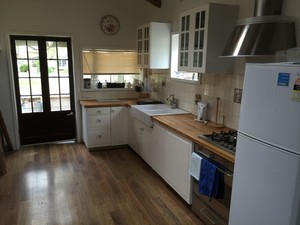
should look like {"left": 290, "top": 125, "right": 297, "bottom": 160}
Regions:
{"left": 19, "top": 78, "right": 31, "bottom": 95}
{"left": 50, "top": 95, "right": 60, "bottom": 111}
{"left": 60, "top": 78, "right": 70, "bottom": 94}
{"left": 180, "top": 33, "right": 185, "bottom": 51}
{"left": 185, "top": 33, "right": 189, "bottom": 50}
{"left": 186, "top": 15, "right": 190, "bottom": 31}
{"left": 194, "top": 31, "right": 199, "bottom": 50}
{"left": 181, "top": 17, "right": 185, "bottom": 32}
{"left": 29, "top": 60, "right": 41, "bottom": 77}
{"left": 201, "top": 11, "right": 206, "bottom": 28}
{"left": 21, "top": 96, "right": 32, "bottom": 113}
{"left": 46, "top": 41, "right": 57, "bottom": 59}
{"left": 59, "top": 59, "right": 69, "bottom": 77}
{"left": 57, "top": 42, "right": 68, "bottom": 59}
{"left": 17, "top": 60, "right": 29, "bottom": 77}
{"left": 61, "top": 95, "right": 70, "bottom": 111}
{"left": 31, "top": 78, "right": 42, "bottom": 95}
{"left": 48, "top": 60, "right": 58, "bottom": 77}
{"left": 200, "top": 30, "right": 204, "bottom": 49}
{"left": 193, "top": 52, "right": 198, "bottom": 67}
{"left": 27, "top": 41, "right": 39, "bottom": 59}
{"left": 33, "top": 96, "right": 43, "bottom": 113}
{"left": 49, "top": 77, "right": 59, "bottom": 94}
{"left": 195, "top": 12, "right": 200, "bottom": 29}
{"left": 198, "top": 52, "right": 203, "bottom": 67}
{"left": 15, "top": 40, "right": 27, "bottom": 58}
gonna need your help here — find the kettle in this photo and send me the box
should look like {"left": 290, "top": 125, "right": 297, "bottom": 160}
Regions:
{"left": 197, "top": 102, "right": 208, "bottom": 122}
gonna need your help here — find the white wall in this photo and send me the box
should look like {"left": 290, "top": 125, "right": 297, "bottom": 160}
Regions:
{"left": 0, "top": 0, "right": 163, "bottom": 149}
{"left": 0, "top": 0, "right": 299, "bottom": 149}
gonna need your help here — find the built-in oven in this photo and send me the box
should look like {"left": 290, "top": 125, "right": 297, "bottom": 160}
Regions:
{"left": 192, "top": 143, "right": 234, "bottom": 225}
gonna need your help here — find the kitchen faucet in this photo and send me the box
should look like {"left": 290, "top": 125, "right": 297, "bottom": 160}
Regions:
{"left": 167, "top": 94, "right": 178, "bottom": 109}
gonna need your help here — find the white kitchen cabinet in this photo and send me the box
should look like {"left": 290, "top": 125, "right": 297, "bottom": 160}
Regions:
{"left": 151, "top": 123, "right": 166, "bottom": 178}
{"left": 111, "top": 107, "right": 128, "bottom": 146}
{"left": 82, "top": 107, "right": 111, "bottom": 148}
{"left": 163, "top": 128, "right": 193, "bottom": 204}
{"left": 129, "top": 119, "right": 192, "bottom": 204}
{"left": 130, "top": 118, "right": 152, "bottom": 164}
{"left": 137, "top": 22, "right": 171, "bottom": 69}
{"left": 82, "top": 106, "right": 128, "bottom": 149}
{"left": 178, "top": 3, "right": 238, "bottom": 73}
{"left": 128, "top": 115, "right": 138, "bottom": 152}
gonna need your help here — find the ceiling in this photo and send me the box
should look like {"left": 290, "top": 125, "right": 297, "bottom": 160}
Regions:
{"left": 146, "top": 0, "right": 161, "bottom": 8}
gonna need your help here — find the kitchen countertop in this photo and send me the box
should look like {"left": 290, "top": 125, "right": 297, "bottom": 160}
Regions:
{"left": 153, "top": 114, "right": 235, "bottom": 163}
{"left": 79, "top": 100, "right": 235, "bottom": 163}
{"left": 79, "top": 99, "right": 138, "bottom": 107}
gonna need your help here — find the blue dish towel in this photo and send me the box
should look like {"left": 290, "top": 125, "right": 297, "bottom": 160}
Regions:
{"left": 198, "top": 158, "right": 224, "bottom": 199}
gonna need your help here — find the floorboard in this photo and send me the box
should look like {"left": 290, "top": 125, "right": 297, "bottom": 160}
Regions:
{"left": 0, "top": 143, "right": 204, "bottom": 225}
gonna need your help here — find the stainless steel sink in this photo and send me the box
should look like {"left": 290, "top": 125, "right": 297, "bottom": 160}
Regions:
{"left": 131, "top": 104, "right": 190, "bottom": 127}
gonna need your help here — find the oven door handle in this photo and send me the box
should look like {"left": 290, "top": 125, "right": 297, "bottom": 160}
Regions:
{"left": 217, "top": 168, "right": 233, "bottom": 177}
{"left": 195, "top": 151, "right": 233, "bottom": 177}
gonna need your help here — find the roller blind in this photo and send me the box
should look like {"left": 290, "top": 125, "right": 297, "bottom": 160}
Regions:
{"left": 82, "top": 50, "right": 139, "bottom": 74}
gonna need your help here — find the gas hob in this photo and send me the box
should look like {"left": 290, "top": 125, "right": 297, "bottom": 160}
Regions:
{"left": 198, "top": 130, "right": 237, "bottom": 154}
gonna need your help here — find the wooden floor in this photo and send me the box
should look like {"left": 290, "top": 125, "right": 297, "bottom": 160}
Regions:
{"left": 0, "top": 142, "right": 204, "bottom": 225}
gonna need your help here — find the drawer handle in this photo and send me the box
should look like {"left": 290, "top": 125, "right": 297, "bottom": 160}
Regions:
{"left": 98, "top": 135, "right": 102, "bottom": 139}
{"left": 97, "top": 119, "right": 102, "bottom": 123}
{"left": 97, "top": 110, "right": 102, "bottom": 114}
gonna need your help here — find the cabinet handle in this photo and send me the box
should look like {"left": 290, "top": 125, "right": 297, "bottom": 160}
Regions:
{"left": 98, "top": 135, "right": 102, "bottom": 139}
{"left": 97, "top": 119, "right": 101, "bottom": 123}
{"left": 97, "top": 110, "right": 101, "bottom": 114}
{"left": 140, "top": 127, "right": 144, "bottom": 131}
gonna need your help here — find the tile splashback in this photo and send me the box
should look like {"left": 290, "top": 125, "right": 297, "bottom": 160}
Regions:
{"left": 149, "top": 70, "right": 244, "bottom": 130}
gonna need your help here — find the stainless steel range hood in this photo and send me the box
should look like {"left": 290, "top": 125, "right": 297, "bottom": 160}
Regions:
{"left": 221, "top": 0, "right": 297, "bottom": 57}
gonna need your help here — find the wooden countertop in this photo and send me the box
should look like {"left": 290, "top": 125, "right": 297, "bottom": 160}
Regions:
{"left": 153, "top": 114, "right": 235, "bottom": 163}
{"left": 79, "top": 100, "right": 235, "bottom": 163}
{"left": 79, "top": 99, "right": 138, "bottom": 108}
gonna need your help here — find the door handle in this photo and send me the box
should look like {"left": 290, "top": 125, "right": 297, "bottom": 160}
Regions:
{"left": 66, "top": 112, "right": 74, "bottom": 116}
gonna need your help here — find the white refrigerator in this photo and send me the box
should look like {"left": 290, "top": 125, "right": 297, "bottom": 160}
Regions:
{"left": 229, "top": 63, "right": 300, "bottom": 225}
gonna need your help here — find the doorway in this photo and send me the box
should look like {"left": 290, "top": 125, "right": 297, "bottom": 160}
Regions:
{"left": 10, "top": 35, "right": 76, "bottom": 145}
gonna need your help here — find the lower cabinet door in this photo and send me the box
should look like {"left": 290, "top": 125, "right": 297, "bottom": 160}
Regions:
{"left": 87, "top": 128, "right": 111, "bottom": 148}
{"left": 111, "top": 107, "right": 128, "bottom": 146}
{"left": 164, "top": 130, "right": 192, "bottom": 204}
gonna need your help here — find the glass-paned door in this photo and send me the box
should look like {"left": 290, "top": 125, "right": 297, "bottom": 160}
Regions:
{"left": 10, "top": 35, "right": 76, "bottom": 145}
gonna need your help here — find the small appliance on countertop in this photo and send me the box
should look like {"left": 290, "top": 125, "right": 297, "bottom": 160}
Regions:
{"left": 196, "top": 102, "right": 208, "bottom": 122}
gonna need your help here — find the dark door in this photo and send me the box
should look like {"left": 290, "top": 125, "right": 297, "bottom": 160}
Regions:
{"left": 10, "top": 35, "right": 76, "bottom": 145}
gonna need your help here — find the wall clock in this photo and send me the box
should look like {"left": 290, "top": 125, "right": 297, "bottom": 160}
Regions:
{"left": 100, "top": 15, "right": 120, "bottom": 35}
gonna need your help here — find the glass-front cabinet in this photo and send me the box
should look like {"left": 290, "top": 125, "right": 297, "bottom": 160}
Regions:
{"left": 178, "top": 4, "right": 238, "bottom": 73}
{"left": 137, "top": 22, "right": 171, "bottom": 69}
{"left": 179, "top": 14, "right": 190, "bottom": 68}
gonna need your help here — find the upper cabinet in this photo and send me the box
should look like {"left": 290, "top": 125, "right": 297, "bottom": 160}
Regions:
{"left": 137, "top": 22, "right": 171, "bottom": 69}
{"left": 178, "top": 3, "right": 238, "bottom": 73}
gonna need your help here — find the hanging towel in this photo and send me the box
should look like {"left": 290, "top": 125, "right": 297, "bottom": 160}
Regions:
{"left": 189, "top": 152, "right": 202, "bottom": 181}
{"left": 215, "top": 171, "right": 225, "bottom": 199}
{"left": 198, "top": 158, "right": 225, "bottom": 199}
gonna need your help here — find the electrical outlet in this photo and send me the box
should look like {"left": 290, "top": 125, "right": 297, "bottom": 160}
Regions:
{"left": 195, "top": 94, "right": 201, "bottom": 104}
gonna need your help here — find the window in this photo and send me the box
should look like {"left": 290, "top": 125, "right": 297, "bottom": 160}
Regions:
{"left": 170, "top": 34, "right": 199, "bottom": 82}
{"left": 82, "top": 49, "right": 140, "bottom": 89}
